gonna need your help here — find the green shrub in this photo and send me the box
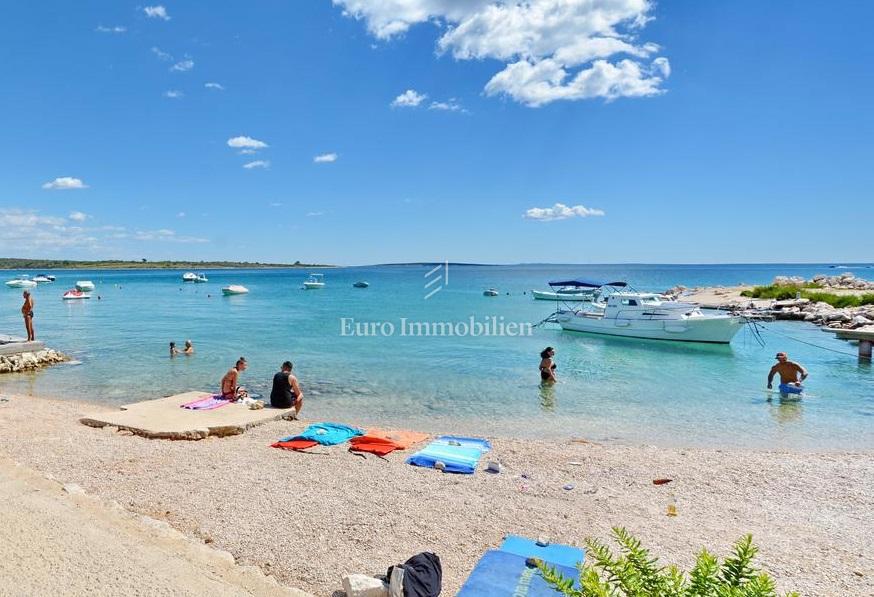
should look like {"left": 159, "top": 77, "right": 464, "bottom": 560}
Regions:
{"left": 537, "top": 527, "right": 797, "bottom": 597}
{"left": 739, "top": 285, "right": 874, "bottom": 308}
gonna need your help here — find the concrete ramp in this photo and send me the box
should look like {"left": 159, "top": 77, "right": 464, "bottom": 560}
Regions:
{"left": 80, "top": 391, "right": 295, "bottom": 440}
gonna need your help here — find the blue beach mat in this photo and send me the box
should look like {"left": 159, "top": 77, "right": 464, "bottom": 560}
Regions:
{"left": 457, "top": 550, "right": 580, "bottom": 596}
{"left": 433, "top": 435, "right": 492, "bottom": 452}
{"left": 499, "top": 536, "right": 583, "bottom": 569}
{"left": 406, "top": 441, "right": 486, "bottom": 474}
{"left": 279, "top": 422, "right": 364, "bottom": 446}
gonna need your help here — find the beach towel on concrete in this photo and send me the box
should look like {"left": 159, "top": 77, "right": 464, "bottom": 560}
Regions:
{"left": 434, "top": 435, "right": 492, "bottom": 453}
{"left": 365, "top": 429, "right": 430, "bottom": 449}
{"left": 457, "top": 550, "right": 579, "bottom": 596}
{"left": 406, "top": 441, "right": 485, "bottom": 474}
{"left": 180, "top": 395, "right": 231, "bottom": 411}
{"left": 280, "top": 422, "right": 364, "bottom": 446}
{"left": 271, "top": 439, "right": 319, "bottom": 451}
{"left": 499, "top": 536, "right": 583, "bottom": 569}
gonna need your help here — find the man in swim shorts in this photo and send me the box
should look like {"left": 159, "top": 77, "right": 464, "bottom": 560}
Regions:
{"left": 269, "top": 360, "right": 304, "bottom": 416}
{"left": 767, "top": 352, "right": 808, "bottom": 389}
{"left": 22, "top": 290, "right": 35, "bottom": 341}
{"left": 220, "top": 357, "right": 247, "bottom": 399}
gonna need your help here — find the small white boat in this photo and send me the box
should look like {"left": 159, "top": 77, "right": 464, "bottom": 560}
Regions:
{"left": 45, "top": 274, "right": 56, "bottom": 281}
{"left": 303, "top": 274, "right": 325, "bottom": 289}
{"left": 182, "top": 272, "right": 198, "bottom": 282}
{"left": 62, "top": 289, "right": 91, "bottom": 300}
{"left": 32, "top": 275, "right": 54, "bottom": 283}
{"left": 483, "top": 288, "right": 499, "bottom": 297}
{"left": 194, "top": 273, "right": 208, "bottom": 283}
{"left": 75, "top": 280, "right": 95, "bottom": 291}
{"left": 553, "top": 281, "right": 744, "bottom": 344}
{"left": 353, "top": 281, "right": 369, "bottom": 288}
{"left": 5, "top": 277, "right": 37, "bottom": 288}
{"left": 532, "top": 288, "right": 594, "bottom": 302}
{"left": 222, "top": 285, "right": 249, "bottom": 295}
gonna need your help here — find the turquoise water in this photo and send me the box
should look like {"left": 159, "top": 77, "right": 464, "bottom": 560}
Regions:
{"left": 1, "top": 264, "right": 872, "bottom": 450}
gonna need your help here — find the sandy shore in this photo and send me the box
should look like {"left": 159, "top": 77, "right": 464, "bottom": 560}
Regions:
{"left": 683, "top": 285, "right": 872, "bottom": 308}
{"left": 1, "top": 394, "right": 872, "bottom": 596}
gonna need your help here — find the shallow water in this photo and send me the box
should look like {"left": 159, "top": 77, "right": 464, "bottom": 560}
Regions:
{"left": 1, "top": 264, "right": 872, "bottom": 450}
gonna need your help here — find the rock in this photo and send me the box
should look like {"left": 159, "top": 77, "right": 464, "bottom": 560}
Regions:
{"left": 851, "top": 316, "right": 873, "bottom": 328}
{"left": 63, "top": 483, "right": 86, "bottom": 495}
{"left": 342, "top": 574, "right": 389, "bottom": 597}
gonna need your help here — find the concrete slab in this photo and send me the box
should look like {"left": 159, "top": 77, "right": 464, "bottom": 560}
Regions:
{"left": 80, "top": 391, "right": 295, "bottom": 440}
{"left": 0, "top": 340, "right": 45, "bottom": 356}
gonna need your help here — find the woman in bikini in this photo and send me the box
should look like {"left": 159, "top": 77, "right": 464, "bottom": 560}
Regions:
{"left": 220, "top": 357, "right": 247, "bottom": 399}
{"left": 539, "top": 346, "right": 557, "bottom": 384}
{"left": 22, "top": 290, "right": 35, "bottom": 341}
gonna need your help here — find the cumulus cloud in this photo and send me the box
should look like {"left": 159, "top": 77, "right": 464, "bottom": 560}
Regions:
{"left": 334, "top": 0, "right": 669, "bottom": 106}
{"left": 524, "top": 203, "right": 605, "bottom": 221}
{"left": 428, "top": 99, "right": 465, "bottom": 112}
{"left": 96, "top": 25, "right": 126, "bottom": 33}
{"left": 144, "top": 5, "right": 170, "bottom": 20}
{"left": 227, "top": 136, "right": 268, "bottom": 150}
{"left": 313, "top": 152, "right": 338, "bottom": 163}
{"left": 42, "top": 177, "right": 88, "bottom": 190}
{"left": 204, "top": 82, "right": 225, "bottom": 90}
{"left": 170, "top": 59, "right": 194, "bottom": 72}
{"left": 163, "top": 90, "right": 184, "bottom": 99}
{"left": 68, "top": 211, "right": 89, "bottom": 222}
{"left": 151, "top": 46, "right": 172, "bottom": 61}
{"left": 243, "top": 160, "right": 270, "bottom": 169}
{"left": 391, "top": 89, "right": 427, "bottom": 107}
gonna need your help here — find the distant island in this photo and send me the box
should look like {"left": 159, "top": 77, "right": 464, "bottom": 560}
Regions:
{"left": 0, "top": 258, "right": 332, "bottom": 270}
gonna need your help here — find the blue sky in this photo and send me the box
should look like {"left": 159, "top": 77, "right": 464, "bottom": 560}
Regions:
{"left": 2, "top": 1, "right": 872, "bottom": 265}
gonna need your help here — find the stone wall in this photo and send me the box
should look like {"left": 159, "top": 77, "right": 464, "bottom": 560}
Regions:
{"left": 0, "top": 349, "right": 68, "bottom": 374}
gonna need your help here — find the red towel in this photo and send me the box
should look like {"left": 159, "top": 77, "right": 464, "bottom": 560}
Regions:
{"left": 348, "top": 436, "right": 402, "bottom": 456}
{"left": 271, "top": 439, "right": 318, "bottom": 451}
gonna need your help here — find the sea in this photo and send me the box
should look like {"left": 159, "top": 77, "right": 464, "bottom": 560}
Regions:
{"left": 1, "top": 263, "right": 872, "bottom": 450}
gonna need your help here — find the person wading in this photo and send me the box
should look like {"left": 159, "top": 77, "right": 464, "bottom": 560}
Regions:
{"left": 767, "top": 351, "right": 808, "bottom": 389}
{"left": 22, "top": 290, "right": 35, "bottom": 341}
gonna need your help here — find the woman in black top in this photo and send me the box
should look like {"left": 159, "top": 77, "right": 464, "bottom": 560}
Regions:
{"left": 539, "top": 347, "right": 557, "bottom": 383}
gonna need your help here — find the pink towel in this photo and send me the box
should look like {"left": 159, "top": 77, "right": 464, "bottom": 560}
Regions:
{"left": 181, "top": 395, "right": 232, "bottom": 410}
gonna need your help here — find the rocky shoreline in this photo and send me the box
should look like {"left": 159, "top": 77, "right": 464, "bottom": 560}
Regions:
{"left": 0, "top": 349, "right": 68, "bottom": 375}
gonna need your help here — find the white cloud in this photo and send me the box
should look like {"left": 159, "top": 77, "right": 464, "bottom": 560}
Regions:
{"left": 306, "top": 211, "right": 324, "bottom": 217}
{"left": 243, "top": 160, "right": 270, "bottom": 169}
{"left": 144, "top": 5, "right": 170, "bottom": 20}
{"left": 96, "top": 25, "right": 126, "bottom": 33}
{"left": 391, "top": 89, "right": 427, "bottom": 107}
{"left": 42, "top": 177, "right": 88, "bottom": 190}
{"left": 269, "top": 202, "right": 283, "bottom": 207}
{"left": 176, "top": 211, "right": 186, "bottom": 218}
{"left": 238, "top": 149, "right": 257, "bottom": 155}
{"left": 428, "top": 99, "right": 465, "bottom": 112}
{"left": 0, "top": 210, "right": 98, "bottom": 249}
{"left": 151, "top": 47, "right": 172, "bottom": 61}
{"left": 227, "top": 135, "right": 268, "bottom": 150}
{"left": 170, "top": 59, "right": 194, "bottom": 72}
{"left": 68, "top": 211, "right": 89, "bottom": 222}
{"left": 132, "top": 228, "right": 207, "bottom": 243}
{"left": 163, "top": 90, "right": 184, "bottom": 99}
{"left": 204, "top": 82, "right": 225, "bottom": 90}
{"left": 313, "top": 152, "right": 338, "bottom": 163}
{"left": 334, "top": 0, "right": 669, "bottom": 106}
{"left": 524, "top": 202, "right": 605, "bottom": 221}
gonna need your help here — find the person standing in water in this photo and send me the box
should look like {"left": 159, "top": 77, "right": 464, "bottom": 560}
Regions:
{"left": 539, "top": 346, "right": 557, "bottom": 383}
{"left": 270, "top": 360, "right": 304, "bottom": 416}
{"left": 767, "top": 351, "right": 808, "bottom": 389}
{"left": 220, "top": 357, "right": 247, "bottom": 399}
{"left": 169, "top": 342, "right": 180, "bottom": 357}
{"left": 22, "top": 291, "right": 35, "bottom": 341}
{"left": 183, "top": 339, "right": 194, "bottom": 355}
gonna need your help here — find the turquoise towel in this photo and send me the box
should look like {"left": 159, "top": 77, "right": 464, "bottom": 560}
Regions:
{"left": 280, "top": 422, "right": 364, "bottom": 446}
{"left": 434, "top": 435, "right": 492, "bottom": 452}
{"left": 407, "top": 441, "right": 485, "bottom": 474}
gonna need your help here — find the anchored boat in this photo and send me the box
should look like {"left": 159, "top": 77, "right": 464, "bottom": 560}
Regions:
{"left": 483, "top": 288, "right": 499, "bottom": 297}
{"left": 75, "top": 280, "right": 95, "bottom": 291}
{"left": 221, "top": 285, "right": 249, "bottom": 296}
{"left": 303, "top": 273, "right": 325, "bottom": 289}
{"left": 532, "top": 286, "right": 595, "bottom": 301}
{"left": 353, "top": 281, "right": 369, "bottom": 288}
{"left": 182, "top": 272, "right": 198, "bottom": 282}
{"left": 62, "top": 289, "right": 90, "bottom": 300}
{"left": 5, "top": 276, "right": 37, "bottom": 289}
{"left": 549, "top": 280, "right": 743, "bottom": 344}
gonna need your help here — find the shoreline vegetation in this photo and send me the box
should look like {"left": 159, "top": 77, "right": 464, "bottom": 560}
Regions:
{"left": 0, "top": 258, "right": 332, "bottom": 270}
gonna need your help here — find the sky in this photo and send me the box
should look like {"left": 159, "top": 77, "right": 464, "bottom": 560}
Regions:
{"left": 1, "top": 1, "right": 872, "bottom": 265}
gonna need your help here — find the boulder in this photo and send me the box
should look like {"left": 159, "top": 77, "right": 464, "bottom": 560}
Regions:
{"left": 342, "top": 574, "right": 389, "bottom": 597}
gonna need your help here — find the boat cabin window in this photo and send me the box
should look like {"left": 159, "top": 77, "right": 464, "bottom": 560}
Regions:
{"left": 641, "top": 296, "right": 659, "bottom": 304}
{"left": 620, "top": 298, "right": 638, "bottom": 306}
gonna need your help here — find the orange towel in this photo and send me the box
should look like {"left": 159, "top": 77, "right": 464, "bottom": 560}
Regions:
{"left": 349, "top": 436, "right": 402, "bottom": 456}
{"left": 363, "top": 429, "right": 430, "bottom": 449}
{"left": 271, "top": 439, "right": 318, "bottom": 451}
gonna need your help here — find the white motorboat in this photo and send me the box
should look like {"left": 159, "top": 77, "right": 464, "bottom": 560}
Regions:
{"left": 182, "top": 272, "right": 198, "bottom": 282}
{"left": 222, "top": 285, "right": 249, "bottom": 295}
{"left": 62, "top": 289, "right": 90, "bottom": 300}
{"left": 5, "top": 276, "right": 37, "bottom": 288}
{"left": 532, "top": 287, "right": 595, "bottom": 301}
{"left": 551, "top": 281, "right": 744, "bottom": 344}
{"left": 194, "top": 273, "right": 208, "bottom": 283}
{"left": 75, "top": 280, "right": 95, "bottom": 291}
{"left": 302, "top": 273, "right": 325, "bottom": 289}
{"left": 32, "top": 275, "right": 54, "bottom": 283}
{"left": 483, "top": 288, "right": 499, "bottom": 297}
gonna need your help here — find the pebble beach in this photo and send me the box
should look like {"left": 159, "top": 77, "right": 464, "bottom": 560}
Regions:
{"left": 1, "top": 394, "right": 872, "bottom": 596}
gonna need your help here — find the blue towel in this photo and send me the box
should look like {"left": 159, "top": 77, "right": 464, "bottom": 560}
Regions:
{"left": 406, "top": 442, "right": 485, "bottom": 474}
{"left": 499, "top": 536, "right": 583, "bottom": 569}
{"left": 280, "top": 422, "right": 364, "bottom": 446}
{"left": 457, "top": 550, "right": 579, "bottom": 596}
{"left": 433, "top": 435, "right": 492, "bottom": 453}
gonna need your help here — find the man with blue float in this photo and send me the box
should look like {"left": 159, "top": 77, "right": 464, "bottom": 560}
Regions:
{"left": 767, "top": 351, "right": 808, "bottom": 394}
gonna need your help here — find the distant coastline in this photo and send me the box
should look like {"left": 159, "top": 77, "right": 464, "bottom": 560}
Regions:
{"left": 0, "top": 258, "right": 333, "bottom": 270}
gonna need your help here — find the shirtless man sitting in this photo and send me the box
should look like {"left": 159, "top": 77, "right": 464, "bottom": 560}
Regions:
{"left": 767, "top": 351, "right": 808, "bottom": 389}
{"left": 220, "top": 357, "right": 247, "bottom": 400}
